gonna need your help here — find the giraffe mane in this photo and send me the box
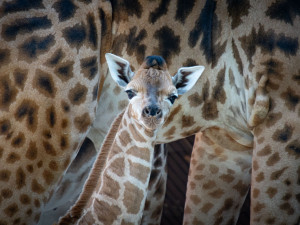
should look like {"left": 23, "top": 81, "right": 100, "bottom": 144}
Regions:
{"left": 57, "top": 110, "right": 125, "bottom": 224}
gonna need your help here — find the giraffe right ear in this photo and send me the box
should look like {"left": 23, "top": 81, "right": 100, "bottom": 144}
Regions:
{"left": 173, "top": 65, "right": 205, "bottom": 95}
{"left": 105, "top": 53, "right": 134, "bottom": 87}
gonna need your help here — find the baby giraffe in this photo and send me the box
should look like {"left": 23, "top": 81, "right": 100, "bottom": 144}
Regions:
{"left": 57, "top": 53, "right": 204, "bottom": 225}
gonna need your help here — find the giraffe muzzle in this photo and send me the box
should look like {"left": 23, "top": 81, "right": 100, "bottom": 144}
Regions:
{"left": 142, "top": 105, "right": 162, "bottom": 118}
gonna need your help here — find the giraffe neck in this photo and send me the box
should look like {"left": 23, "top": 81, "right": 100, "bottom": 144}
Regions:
{"left": 58, "top": 106, "right": 158, "bottom": 225}
{"left": 87, "top": 106, "right": 156, "bottom": 224}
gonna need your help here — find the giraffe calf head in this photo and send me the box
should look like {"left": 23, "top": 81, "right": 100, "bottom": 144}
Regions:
{"left": 106, "top": 53, "right": 204, "bottom": 130}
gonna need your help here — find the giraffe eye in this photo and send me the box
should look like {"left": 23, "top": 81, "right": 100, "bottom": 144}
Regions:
{"left": 168, "top": 95, "right": 178, "bottom": 104}
{"left": 125, "top": 90, "right": 136, "bottom": 99}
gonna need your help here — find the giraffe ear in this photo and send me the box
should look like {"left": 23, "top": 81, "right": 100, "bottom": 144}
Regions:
{"left": 105, "top": 53, "right": 134, "bottom": 87}
{"left": 172, "top": 66, "right": 205, "bottom": 95}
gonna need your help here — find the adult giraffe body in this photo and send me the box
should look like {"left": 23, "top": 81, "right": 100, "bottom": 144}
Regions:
{"left": 0, "top": 0, "right": 105, "bottom": 224}
{"left": 1, "top": 0, "right": 299, "bottom": 224}
{"left": 90, "top": 1, "right": 300, "bottom": 224}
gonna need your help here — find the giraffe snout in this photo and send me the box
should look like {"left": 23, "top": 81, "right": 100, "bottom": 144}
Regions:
{"left": 142, "top": 105, "right": 162, "bottom": 118}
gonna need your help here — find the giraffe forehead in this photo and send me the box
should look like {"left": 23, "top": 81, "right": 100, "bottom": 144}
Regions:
{"left": 129, "top": 68, "right": 175, "bottom": 94}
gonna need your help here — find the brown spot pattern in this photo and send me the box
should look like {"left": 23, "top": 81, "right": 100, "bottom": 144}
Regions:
{"left": 227, "top": 0, "right": 250, "bottom": 29}
{"left": 13, "top": 68, "right": 28, "bottom": 90}
{"left": 203, "top": 180, "right": 216, "bottom": 189}
{"left": 123, "top": 181, "right": 144, "bottom": 214}
{"left": 11, "top": 132, "right": 25, "bottom": 148}
{"left": 49, "top": 160, "right": 58, "bottom": 171}
{"left": 201, "top": 202, "right": 213, "bottom": 213}
{"left": 100, "top": 174, "right": 120, "bottom": 200}
{"left": 266, "top": 187, "right": 277, "bottom": 198}
{"left": 60, "top": 135, "right": 69, "bottom": 150}
{"left": 26, "top": 165, "right": 34, "bottom": 173}
{"left": 15, "top": 99, "right": 39, "bottom": 132}
{"left": 43, "top": 141, "right": 56, "bottom": 156}
{"left": 208, "top": 189, "right": 225, "bottom": 198}
{"left": 80, "top": 56, "right": 98, "bottom": 80}
{"left": 4, "top": 203, "right": 18, "bottom": 217}
{"left": 181, "top": 115, "right": 195, "bottom": 128}
{"left": 127, "top": 146, "right": 150, "bottom": 162}
{"left": 257, "top": 145, "right": 272, "bottom": 156}
{"left": 109, "top": 158, "right": 125, "bottom": 177}
{"left": 0, "top": 48, "right": 10, "bottom": 67}
{"left": 279, "top": 202, "right": 295, "bottom": 215}
{"left": 128, "top": 123, "right": 146, "bottom": 143}
{"left": 272, "top": 124, "right": 294, "bottom": 143}
{"left": 6, "top": 152, "right": 20, "bottom": 163}
{"left": 61, "top": 119, "right": 69, "bottom": 129}
{"left": 68, "top": 83, "right": 88, "bottom": 105}
{"left": 31, "top": 179, "right": 45, "bottom": 194}
{"left": 286, "top": 139, "right": 300, "bottom": 158}
{"left": 129, "top": 159, "right": 150, "bottom": 184}
{"left": 61, "top": 101, "right": 70, "bottom": 112}
{"left": 0, "top": 74, "right": 18, "bottom": 110}
{"left": 20, "top": 194, "right": 31, "bottom": 205}
{"left": 233, "top": 181, "right": 248, "bottom": 196}
{"left": 74, "top": 113, "right": 91, "bottom": 133}
{"left": 219, "top": 174, "right": 235, "bottom": 183}
{"left": 45, "top": 48, "right": 65, "bottom": 66}
{"left": 16, "top": 167, "right": 26, "bottom": 189}
{"left": 0, "top": 119, "right": 11, "bottom": 135}
{"left": 188, "top": 92, "right": 203, "bottom": 107}
{"left": 202, "top": 100, "right": 218, "bottom": 120}
{"left": 253, "top": 188, "right": 260, "bottom": 198}
{"left": 280, "top": 87, "right": 299, "bottom": 110}
{"left": 46, "top": 106, "right": 56, "bottom": 128}
{"left": 255, "top": 172, "right": 264, "bottom": 182}
{"left": 43, "top": 170, "right": 54, "bottom": 185}
{"left": 163, "top": 105, "right": 182, "bottom": 127}
{"left": 119, "top": 130, "right": 131, "bottom": 147}
{"left": 33, "top": 69, "right": 56, "bottom": 97}
{"left": 266, "top": 112, "right": 282, "bottom": 127}
{"left": 266, "top": 152, "right": 280, "bottom": 166}
{"left": 54, "top": 61, "right": 74, "bottom": 81}
{"left": 163, "top": 126, "right": 175, "bottom": 139}
{"left": 270, "top": 167, "right": 288, "bottom": 180}
{"left": 94, "top": 199, "right": 121, "bottom": 224}
{"left": 1, "top": 189, "right": 12, "bottom": 199}
{"left": 212, "top": 67, "right": 226, "bottom": 104}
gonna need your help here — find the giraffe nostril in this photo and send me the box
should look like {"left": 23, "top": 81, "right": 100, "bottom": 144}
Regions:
{"left": 144, "top": 107, "right": 150, "bottom": 115}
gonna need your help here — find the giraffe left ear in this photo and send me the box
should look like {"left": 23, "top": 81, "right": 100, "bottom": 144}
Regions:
{"left": 105, "top": 53, "right": 134, "bottom": 87}
{"left": 172, "top": 66, "right": 205, "bottom": 95}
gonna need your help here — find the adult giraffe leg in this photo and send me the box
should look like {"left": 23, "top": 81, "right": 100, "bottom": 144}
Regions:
{"left": 183, "top": 131, "right": 252, "bottom": 225}
{"left": 251, "top": 100, "right": 300, "bottom": 224}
